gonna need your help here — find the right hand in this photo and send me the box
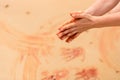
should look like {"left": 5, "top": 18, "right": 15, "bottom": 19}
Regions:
{"left": 57, "top": 11, "right": 96, "bottom": 43}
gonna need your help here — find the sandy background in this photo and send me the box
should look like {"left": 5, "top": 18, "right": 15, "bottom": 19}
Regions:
{"left": 0, "top": 0, "right": 120, "bottom": 80}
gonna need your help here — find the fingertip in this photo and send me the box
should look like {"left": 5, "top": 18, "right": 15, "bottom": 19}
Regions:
{"left": 58, "top": 27, "right": 61, "bottom": 30}
{"left": 56, "top": 32, "right": 60, "bottom": 36}
{"left": 61, "top": 36, "right": 66, "bottom": 40}
{"left": 57, "top": 33, "right": 64, "bottom": 39}
{"left": 58, "top": 25, "right": 63, "bottom": 30}
{"left": 70, "top": 13, "right": 75, "bottom": 18}
{"left": 70, "top": 13, "right": 76, "bottom": 17}
{"left": 58, "top": 26, "right": 64, "bottom": 31}
{"left": 70, "top": 11, "right": 82, "bottom": 15}
{"left": 66, "top": 40, "right": 71, "bottom": 43}
{"left": 70, "top": 14, "right": 80, "bottom": 19}
{"left": 66, "top": 38, "right": 72, "bottom": 43}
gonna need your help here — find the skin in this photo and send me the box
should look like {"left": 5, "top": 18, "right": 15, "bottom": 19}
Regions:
{"left": 57, "top": 0, "right": 120, "bottom": 43}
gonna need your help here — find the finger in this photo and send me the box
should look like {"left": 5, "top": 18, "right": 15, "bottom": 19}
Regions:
{"left": 57, "top": 25, "right": 75, "bottom": 36}
{"left": 63, "top": 18, "right": 75, "bottom": 26}
{"left": 71, "top": 13, "right": 92, "bottom": 21}
{"left": 67, "top": 30, "right": 78, "bottom": 37}
{"left": 61, "top": 30, "right": 77, "bottom": 40}
{"left": 57, "top": 27, "right": 77, "bottom": 40}
{"left": 58, "top": 18, "right": 75, "bottom": 30}
{"left": 70, "top": 11, "right": 83, "bottom": 19}
{"left": 70, "top": 11, "right": 83, "bottom": 15}
{"left": 59, "top": 22, "right": 76, "bottom": 32}
{"left": 66, "top": 32, "right": 80, "bottom": 43}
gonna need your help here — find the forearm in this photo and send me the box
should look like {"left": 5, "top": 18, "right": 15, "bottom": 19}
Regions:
{"left": 94, "top": 12, "right": 120, "bottom": 28}
{"left": 84, "top": 0, "right": 120, "bottom": 16}
{"left": 109, "top": 2, "right": 120, "bottom": 13}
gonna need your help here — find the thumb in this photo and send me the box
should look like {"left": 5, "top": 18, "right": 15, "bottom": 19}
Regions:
{"left": 71, "top": 13, "right": 93, "bottom": 21}
{"left": 70, "top": 11, "right": 84, "bottom": 18}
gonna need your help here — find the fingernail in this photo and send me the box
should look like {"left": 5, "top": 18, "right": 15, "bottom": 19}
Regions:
{"left": 58, "top": 27, "right": 61, "bottom": 30}
{"left": 66, "top": 40, "right": 71, "bottom": 43}
{"left": 71, "top": 14, "right": 75, "bottom": 17}
{"left": 61, "top": 36, "right": 66, "bottom": 40}
{"left": 56, "top": 32, "right": 60, "bottom": 35}
{"left": 56, "top": 33, "right": 59, "bottom": 36}
{"left": 70, "top": 13, "right": 72, "bottom": 16}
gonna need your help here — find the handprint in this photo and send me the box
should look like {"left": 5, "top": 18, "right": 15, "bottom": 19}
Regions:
{"left": 61, "top": 47, "right": 85, "bottom": 62}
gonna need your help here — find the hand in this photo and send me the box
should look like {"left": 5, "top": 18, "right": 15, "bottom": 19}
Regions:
{"left": 57, "top": 12, "right": 97, "bottom": 43}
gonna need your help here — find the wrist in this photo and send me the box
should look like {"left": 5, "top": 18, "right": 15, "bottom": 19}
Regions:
{"left": 84, "top": 9, "right": 96, "bottom": 15}
{"left": 89, "top": 16, "right": 101, "bottom": 28}
{"left": 92, "top": 16, "right": 104, "bottom": 28}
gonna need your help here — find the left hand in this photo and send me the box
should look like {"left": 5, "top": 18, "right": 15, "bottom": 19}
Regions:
{"left": 57, "top": 12, "right": 97, "bottom": 43}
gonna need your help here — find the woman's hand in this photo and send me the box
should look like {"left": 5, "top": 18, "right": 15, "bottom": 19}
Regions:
{"left": 57, "top": 12, "right": 98, "bottom": 43}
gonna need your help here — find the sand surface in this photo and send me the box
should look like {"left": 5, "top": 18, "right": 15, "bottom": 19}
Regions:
{"left": 0, "top": 0, "right": 120, "bottom": 80}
